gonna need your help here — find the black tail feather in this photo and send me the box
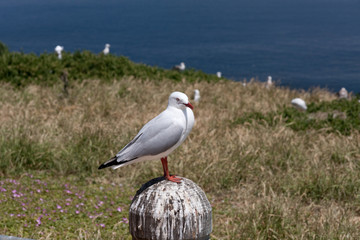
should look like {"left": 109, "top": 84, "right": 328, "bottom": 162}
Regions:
{"left": 98, "top": 156, "right": 119, "bottom": 169}
{"left": 98, "top": 156, "right": 136, "bottom": 170}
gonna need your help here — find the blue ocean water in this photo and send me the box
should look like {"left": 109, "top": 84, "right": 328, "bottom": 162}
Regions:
{"left": 1, "top": 0, "right": 360, "bottom": 93}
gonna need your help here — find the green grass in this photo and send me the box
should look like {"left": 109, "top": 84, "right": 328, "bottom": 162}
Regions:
{"left": 0, "top": 174, "right": 133, "bottom": 239}
{"left": 232, "top": 98, "right": 360, "bottom": 135}
{"left": 1, "top": 50, "right": 360, "bottom": 239}
{"left": 0, "top": 42, "right": 221, "bottom": 87}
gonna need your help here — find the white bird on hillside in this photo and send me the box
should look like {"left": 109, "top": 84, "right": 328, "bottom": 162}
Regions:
{"left": 103, "top": 44, "right": 110, "bottom": 55}
{"left": 266, "top": 76, "right": 273, "bottom": 88}
{"left": 216, "top": 72, "right": 222, "bottom": 78}
{"left": 291, "top": 98, "right": 307, "bottom": 111}
{"left": 194, "top": 89, "right": 200, "bottom": 103}
{"left": 98, "top": 91, "right": 195, "bottom": 183}
{"left": 54, "top": 45, "right": 64, "bottom": 59}
{"left": 172, "top": 62, "right": 186, "bottom": 71}
{"left": 338, "top": 87, "right": 348, "bottom": 99}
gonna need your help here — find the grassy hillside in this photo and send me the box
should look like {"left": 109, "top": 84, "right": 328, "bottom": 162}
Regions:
{"left": 0, "top": 42, "right": 219, "bottom": 87}
{"left": 1, "top": 48, "right": 360, "bottom": 239}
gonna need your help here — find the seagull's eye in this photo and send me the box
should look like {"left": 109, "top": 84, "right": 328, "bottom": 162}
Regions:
{"left": 176, "top": 98, "right": 180, "bottom": 102}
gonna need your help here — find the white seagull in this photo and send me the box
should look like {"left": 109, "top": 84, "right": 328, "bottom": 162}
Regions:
{"left": 98, "top": 91, "right": 195, "bottom": 183}
{"left": 54, "top": 45, "right": 64, "bottom": 59}
{"left": 291, "top": 98, "right": 307, "bottom": 111}
{"left": 194, "top": 89, "right": 200, "bottom": 103}
{"left": 103, "top": 44, "right": 110, "bottom": 55}
{"left": 338, "top": 87, "right": 348, "bottom": 99}
{"left": 172, "top": 62, "right": 186, "bottom": 71}
{"left": 266, "top": 76, "right": 273, "bottom": 88}
{"left": 216, "top": 72, "right": 222, "bottom": 78}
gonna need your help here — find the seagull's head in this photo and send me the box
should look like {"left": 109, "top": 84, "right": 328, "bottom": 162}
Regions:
{"left": 55, "top": 45, "right": 63, "bottom": 53}
{"left": 168, "top": 91, "right": 193, "bottom": 110}
{"left": 105, "top": 44, "right": 110, "bottom": 48}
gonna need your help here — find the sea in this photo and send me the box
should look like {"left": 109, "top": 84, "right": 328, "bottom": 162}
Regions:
{"left": 1, "top": 0, "right": 360, "bottom": 93}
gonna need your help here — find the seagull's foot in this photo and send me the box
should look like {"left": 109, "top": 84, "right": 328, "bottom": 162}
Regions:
{"left": 165, "top": 175, "right": 182, "bottom": 183}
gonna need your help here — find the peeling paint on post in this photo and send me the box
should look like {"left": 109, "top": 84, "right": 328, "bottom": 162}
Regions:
{"left": 129, "top": 177, "right": 212, "bottom": 240}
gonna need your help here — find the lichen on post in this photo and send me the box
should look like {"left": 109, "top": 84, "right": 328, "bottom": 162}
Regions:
{"left": 129, "top": 177, "right": 212, "bottom": 240}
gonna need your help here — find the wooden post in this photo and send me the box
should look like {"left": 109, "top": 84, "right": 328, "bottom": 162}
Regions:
{"left": 129, "top": 177, "right": 212, "bottom": 240}
{"left": 60, "top": 69, "right": 69, "bottom": 97}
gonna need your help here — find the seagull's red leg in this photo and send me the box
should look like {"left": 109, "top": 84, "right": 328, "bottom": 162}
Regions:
{"left": 160, "top": 157, "right": 182, "bottom": 183}
{"left": 161, "top": 157, "right": 167, "bottom": 176}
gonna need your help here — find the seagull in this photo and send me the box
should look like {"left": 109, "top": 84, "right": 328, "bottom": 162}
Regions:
{"left": 338, "top": 87, "right": 348, "bottom": 99}
{"left": 98, "top": 91, "right": 195, "bottom": 183}
{"left": 54, "top": 45, "right": 64, "bottom": 59}
{"left": 216, "top": 72, "right": 222, "bottom": 78}
{"left": 266, "top": 76, "right": 272, "bottom": 89}
{"left": 103, "top": 44, "right": 110, "bottom": 55}
{"left": 194, "top": 89, "right": 200, "bottom": 103}
{"left": 172, "top": 62, "right": 186, "bottom": 71}
{"left": 291, "top": 98, "right": 307, "bottom": 111}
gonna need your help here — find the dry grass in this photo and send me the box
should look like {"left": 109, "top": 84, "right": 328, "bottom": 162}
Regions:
{"left": 1, "top": 78, "right": 360, "bottom": 239}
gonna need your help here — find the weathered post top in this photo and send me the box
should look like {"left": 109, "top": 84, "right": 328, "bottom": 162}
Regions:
{"left": 129, "top": 177, "right": 212, "bottom": 240}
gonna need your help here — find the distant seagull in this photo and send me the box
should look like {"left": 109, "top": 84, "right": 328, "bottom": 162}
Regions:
{"left": 172, "top": 62, "right": 186, "bottom": 71}
{"left": 338, "top": 87, "right": 348, "bottom": 99}
{"left": 216, "top": 72, "right": 222, "bottom": 78}
{"left": 266, "top": 76, "right": 273, "bottom": 89}
{"left": 291, "top": 98, "right": 307, "bottom": 111}
{"left": 98, "top": 91, "right": 195, "bottom": 183}
{"left": 54, "top": 45, "right": 64, "bottom": 59}
{"left": 194, "top": 89, "right": 200, "bottom": 103}
{"left": 103, "top": 44, "right": 110, "bottom": 55}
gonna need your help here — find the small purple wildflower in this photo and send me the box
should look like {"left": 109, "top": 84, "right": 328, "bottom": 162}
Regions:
{"left": 57, "top": 205, "right": 62, "bottom": 209}
{"left": 117, "top": 207, "right": 122, "bottom": 212}
{"left": 76, "top": 210, "right": 80, "bottom": 214}
{"left": 100, "top": 223, "right": 105, "bottom": 228}
{"left": 36, "top": 216, "right": 42, "bottom": 226}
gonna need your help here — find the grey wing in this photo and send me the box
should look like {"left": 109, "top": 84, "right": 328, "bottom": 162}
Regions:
{"left": 116, "top": 116, "right": 183, "bottom": 160}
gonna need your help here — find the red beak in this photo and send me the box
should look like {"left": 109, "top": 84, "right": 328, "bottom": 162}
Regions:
{"left": 184, "top": 102, "right": 194, "bottom": 110}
